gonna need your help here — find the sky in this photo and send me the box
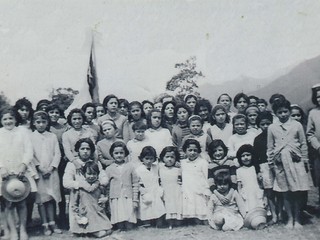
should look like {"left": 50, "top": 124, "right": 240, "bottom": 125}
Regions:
{"left": 1, "top": 0, "right": 320, "bottom": 106}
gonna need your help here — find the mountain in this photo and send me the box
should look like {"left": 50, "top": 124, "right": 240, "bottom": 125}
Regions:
{"left": 249, "top": 55, "right": 320, "bottom": 112}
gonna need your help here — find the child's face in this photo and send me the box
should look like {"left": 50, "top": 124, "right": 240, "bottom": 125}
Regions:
{"left": 106, "top": 98, "right": 118, "bottom": 113}
{"left": 214, "top": 109, "right": 227, "bottom": 124}
{"left": 84, "top": 107, "right": 95, "bottom": 122}
{"left": 162, "top": 151, "right": 176, "bottom": 167}
{"left": 212, "top": 146, "right": 225, "bottom": 160}
{"left": 186, "top": 97, "right": 197, "bottom": 112}
{"left": 134, "top": 129, "right": 145, "bottom": 141}
{"left": 218, "top": 95, "right": 231, "bottom": 111}
{"left": 177, "top": 107, "right": 189, "bottom": 123}
{"left": 150, "top": 112, "right": 162, "bottom": 129}
{"left": 34, "top": 117, "right": 48, "bottom": 133}
{"left": 102, "top": 123, "right": 116, "bottom": 139}
{"left": 130, "top": 105, "right": 142, "bottom": 121}
{"left": 154, "top": 102, "right": 163, "bottom": 111}
{"left": 276, "top": 107, "right": 290, "bottom": 123}
{"left": 18, "top": 105, "right": 30, "bottom": 121}
{"left": 291, "top": 109, "right": 302, "bottom": 122}
{"left": 259, "top": 119, "right": 272, "bottom": 132}
{"left": 96, "top": 106, "right": 105, "bottom": 117}
{"left": 234, "top": 118, "right": 247, "bottom": 135}
{"left": 71, "top": 113, "right": 83, "bottom": 130}
{"left": 142, "top": 155, "right": 155, "bottom": 168}
{"left": 112, "top": 146, "right": 126, "bottom": 163}
{"left": 85, "top": 170, "right": 98, "bottom": 184}
{"left": 257, "top": 103, "right": 266, "bottom": 112}
{"left": 240, "top": 151, "right": 252, "bottom": 166}
{"left": 247, "top": 110, "right": 258, "bottom": 126}
{"left": 198, "top": 106, "right": 209, "bottom": 120}
{"left": 48, "top": 108, "right": 60, "bottom": 123}
{"left": 236, "top": 97, "right": 248, "bottom": 113}
{"left": 164, "top": 103, "right": 174, "bottom": 118}
{"left": 1, "top": 113, "right": 16, "bottom": 130}
{"left": 78, "top": 142, "right": 91, "bottom": 161}
{"left": 217, "top": 183, "right": 229, "bottom": 195}
{"left": 189, "top": 120, "right": 202, "bottom": 135}
{"left": 119, "top": 103, "right": 128, "bottom": 116}
{"left": 185, "top": 144, "right": 199, "bottom": 161}
{"left": 143, "top": 103, "right": 153, "bottom": 116}
{"left": 249, "top": 98, "right": 257, "bottom": 106}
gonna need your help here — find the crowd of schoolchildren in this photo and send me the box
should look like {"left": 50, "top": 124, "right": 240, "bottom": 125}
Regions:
{"left": 1, "top": 83, "right": 320, "bottom": 239}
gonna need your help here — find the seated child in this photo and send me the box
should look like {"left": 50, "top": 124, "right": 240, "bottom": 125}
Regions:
{"left": 208, "top": 173, "right": 246, "bottom": 231}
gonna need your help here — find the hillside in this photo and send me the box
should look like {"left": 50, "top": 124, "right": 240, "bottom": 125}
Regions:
{"left": 249, "top": 55, "right": 320, "bottom": 112}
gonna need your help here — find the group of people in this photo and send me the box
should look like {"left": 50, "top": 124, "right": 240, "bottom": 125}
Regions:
{"left": 0, "top": 84, "right": 320, "bottom": 239}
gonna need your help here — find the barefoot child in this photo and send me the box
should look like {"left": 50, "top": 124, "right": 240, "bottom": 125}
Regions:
{"left": 158, "top": 146, "right": 183, "bottom": 229}
{"left": 31, "top": 111, "right": 62, "bottom": 235}
{"left": 100, "top": 141, "right": 139, "bottom": 230}
{"left": 267, "top": 98, "right": 310, "bottom": 229}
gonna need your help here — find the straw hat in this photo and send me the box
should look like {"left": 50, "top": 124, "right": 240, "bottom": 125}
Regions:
{"left": 244, "top": 207, "right": 267, "bottom": 229}
{"left": 1, "top": 175, "right": 31, "bottom": 202}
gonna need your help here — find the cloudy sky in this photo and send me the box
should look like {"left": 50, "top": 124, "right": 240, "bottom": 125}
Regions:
{"left": 1, "top": 0, "right": 320, "bottom": 105}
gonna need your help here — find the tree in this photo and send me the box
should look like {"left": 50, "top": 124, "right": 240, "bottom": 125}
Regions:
{"left": 0, "top": 91, "right": 10, "bottom": 111}
{"left": 49, "top": 87, "right": 79, "bottom": 111}
{"left": 166, "top": 56, "right": 204, "bottom": 101}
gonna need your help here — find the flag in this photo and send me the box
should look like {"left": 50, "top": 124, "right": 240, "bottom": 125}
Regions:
{"left": 65, "top": 40, "right": 100, "bottom": 115}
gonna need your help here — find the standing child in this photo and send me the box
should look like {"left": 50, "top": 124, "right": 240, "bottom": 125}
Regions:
{"left": 142, "top": 100, "right": 154, "bottom": 117}
{"left": 180, "top": 139, "right": 211, "bottom": 224}
{"left": 207, "top": 104, "right": 233, "bottom": 145}
{"left": 13, "top": 97, "right": 34, "bottom": 129}
{"left": 208, "top": 173, "right": 246, "bottom": 231}
{"left": 0, "top": 108, "right": 37, "bottom": 240}
{"left": 172, "top": 103, "right": 192, "bottom": 154}
{"left": 135, "top": 146, "right": 166, "bottom": 227}
{"left": 253, "top": 111, "right": 278, "bottom": 224}
{"left": 161, "top": 101, "right": 176, "bottom": 133}
{"left": 97, "top": 120, "right": 120, "bottom": 169}
{"left": 123, "top": 101, "right": 146, "bottom": 143}
{"left": 194, "top": 99, "right": 212, "bottom": 134}
{"left": 184, "top": 94, "right": 198, "bottom": 115}
{"left": 233, "top": 93, "right": 249, "bottom": 114}
{"left": 63, "top": 138, "right": 112, "bottom": 237}
{"left": 145, "top": 109, "right": 172, "bottom": 155}
{"left": 236, "top": 145, "right": 265, "bottom": 214}
{"left": 245, "top": 106, "right": 261, "bottom": 136}
{"left": 268, "top": 98, "right": 310, "bottom": 229}
{"left": 100, "top": 141, "right": 139, "bottom": 230}
{"left": 158, "top": 146, "right": 183, "bottom": 229}
{"left": 182, "top": 115, "right": 211, "bottom": 161}
{"left": 227, "top": 114, "right": 258, "bottom": 164}
{"left": 31, "top": 111, "right": 62, "bottom": 235}
{"left": 81, "top": 103, "right": 100, "bottom": 137}
{"left": 307, "top": 83, "right": 320, "bottom": 205}
{"left": 217, "top": 93, "right": 236, "bottom": 119}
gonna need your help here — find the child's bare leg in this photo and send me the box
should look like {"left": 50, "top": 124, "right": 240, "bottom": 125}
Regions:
{"left": 38, "top": 203, "right": 51, "bottom": 236}
{"left": 47, "top": 200, "right": 62, "bottom": 233}
{"left": 293, "top": 192, "right": 303, "bottom": 229}
{"left": 16, "top": 200, "right": 28, "bottom": 240}
{"left": 0, "top": 207, "right": 10, "bottom": 239}
{"left": 283, "top": 192, "right": 293, "bottom": 229}
{"left": 167, "top": 219, "right": 174, "bottom": 229}
{"left": 266, "top": 189, "right": 277, "bottom": 224}
{"left": 6, "top": 206, "right": 18, "bottom": 240}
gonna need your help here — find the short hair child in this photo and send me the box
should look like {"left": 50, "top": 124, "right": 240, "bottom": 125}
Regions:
{"left": 159, "top": 146, "right": 180, "bottom": 163}
{"left": 182, "top": 138, "right": 201, "bottom": 153}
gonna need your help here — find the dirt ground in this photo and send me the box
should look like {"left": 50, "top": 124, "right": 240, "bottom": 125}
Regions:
{"left": 28, "top": 187, "right": 320, "bottom": 240}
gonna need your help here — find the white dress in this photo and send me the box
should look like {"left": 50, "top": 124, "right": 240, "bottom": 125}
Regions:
{"left": 135, "top": 163, "right": 166, "bottom": 221}
{"left": 236, "top": 166, "right": 265, "bottom": 212}
{"left": 158, "top": 164, "right": 183, "bottom": 220}
{"left": 180, "top": 157, "right": 211, "bottom": 220}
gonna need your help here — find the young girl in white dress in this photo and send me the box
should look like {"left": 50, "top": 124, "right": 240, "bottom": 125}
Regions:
{"left": 236, "top": 144, "right": 265, "bottom": 214}
{"left": 135, "top": 146, "right": 166, "bottom": 227}
{"left": 180, "top": 139, "right": 211, "bottom": 224}
{"left": 31, "top": 111, "right": 62, "bottom": 235}
{"left": 100, "top": 141, "right": 139, "bottom": 230}
{"left": 158, "top": 146, "right": 183, "bottom": 229}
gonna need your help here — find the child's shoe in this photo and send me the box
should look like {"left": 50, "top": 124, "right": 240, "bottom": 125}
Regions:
{"left": 42, "top": 223, "right": 52, "bottom": 236}
{"left": 48, "top": 221, "right": 62, "bottom": 234}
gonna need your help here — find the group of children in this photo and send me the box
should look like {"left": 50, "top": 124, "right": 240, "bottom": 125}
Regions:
{"left": 0, "top": 84, "right": 320, "bottom": 239}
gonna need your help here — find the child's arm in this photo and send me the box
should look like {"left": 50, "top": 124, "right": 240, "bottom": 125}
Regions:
{"left": 131, "top": 167, "right": 139, "bottom": 209}
{"left": 306, "top": 112, "right": 320, "bottom": 153}
{"left": 233, "top": 190, "right": 247, "bottom": 218}
{"left": 49, "top": 135, "right": 61, "bottom": 173}
{"left": 63, "top": 163, "right": 79, "bottom": 190}
{"left": 297, "top": 123, "right": 309, "bottom": 163}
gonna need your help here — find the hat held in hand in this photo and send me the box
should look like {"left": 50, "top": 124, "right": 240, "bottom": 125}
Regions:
{"left": 2, "top": 175, "right": 31, "bottom": 202}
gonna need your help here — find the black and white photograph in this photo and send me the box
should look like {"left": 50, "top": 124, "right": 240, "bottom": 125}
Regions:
{"left": 1, "top": 0, "right": 320, "bottom": 239}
